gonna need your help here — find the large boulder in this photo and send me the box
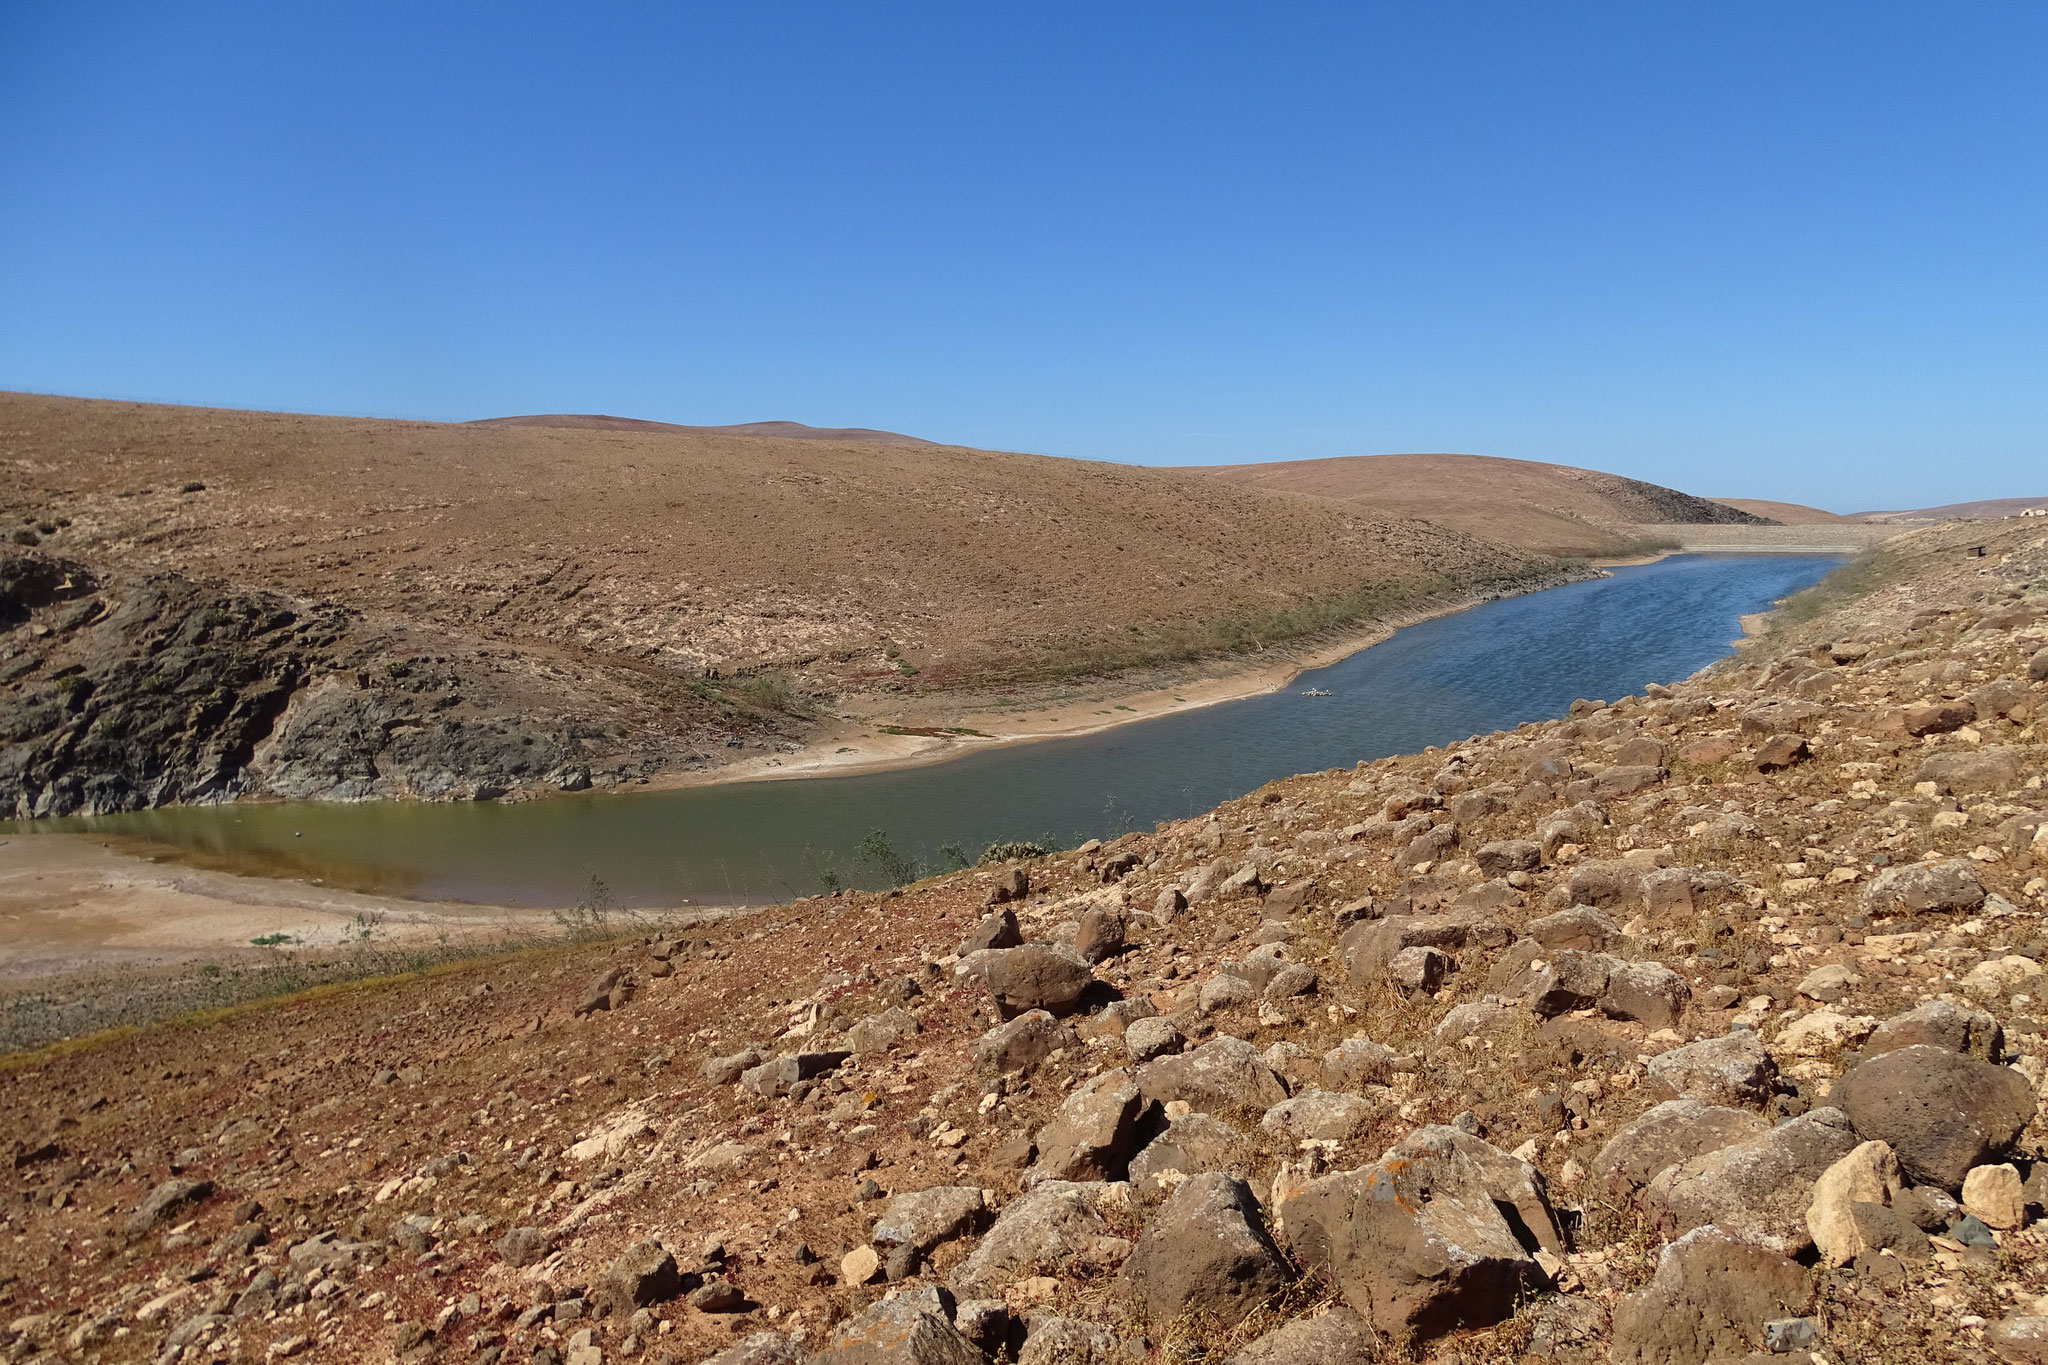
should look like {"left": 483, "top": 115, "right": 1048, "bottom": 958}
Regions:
{"left": 973, "top": 1011, "right": 1080, "bottom": 1073}
{"left": 1602, "top": 959, "right": 1691, "bottom": 1027}
{"left": 1567, "top": 860, "right": 1644, "bottom": 911}
{"left": 1863, "top": 999, "right": 2004, "bottom": 1061}
{"left": 849, "top": 1006, "right": 920, "bottom": 1055}
{"left": 1830, "top": 1044, "right": 2037, "bottom": 1190}
{"left": 702, "top": 1335, "right": 806, "bottom": 1365}
{"left": 704, "top": 1045, "right": 766, "bottom": 1086}
{"left": 1322, "top": 1036, "right": 1394, "bottom": 1090}
{"left": 1030, "top": 1070, "right": 1146, "bottom": 1183}
{"left": 1609, "top": 1225, "right": 1814, "bottom": 1365}
{"left": 1645, "top": 1107, "right": 1861, "bottom": 1255}
{"left": 1137, "top": 1036, "right": 1289, "bottom": 1116}
{"left": 871, "top": 1186, "right": 991, "bottom": 1257}
{"left": 741, "top": 1050, "right": 851, "bottom": 1097}
{"left": 1223, "top": 1306, "right": 1375, "bottom": 1365}
{"left": 983, "top": 944, "right": 1096, "bottom": 1019}
{"left": 1475, "top": 839, "right": 1541, "bottom": 876}
{"left": 596, "top": 1239, "right": 682, "bottom": 1314}
{"left": 1015, "top": 1317, "right": 1136, "bottom": 1365}
{"left": 1525, "top": 905, "right": 1621, "bottom": 951}
{"left": 1917, "top": 746, "right": 2026, "bottom": 796}
{"left": 126, "top": 1178, "right": 213, "bottom": 1238}
{"left": 1860, "top": 859, "right": 1986, "bottom": 916}
{"left": 960, "top": 907, "right": 1023, "bottom": 956}
{"left": 1259, "top": 1090, "right": 1388, "bottom": 1144}
{"left": 1120, "top": 1173, "right": 1290, "bottom": 1323}
{"left": 1646, "top": 1030, "right": 1777, "bottom": 1108}
{"left": 1592, "top": 1100, "right": 1771, "bottom": 1200}
{"left": 949, "top": 1182, "right": 1121, "bottom": 1298}
{"left": 811, "top": 1287, "right": 980, "bottom": 1365}
{"left": 1127, "top": 1115, "right": 1254, "bottom": 1204}
{"left": 1278, "top": 1126, "right": 1562, "bottom": 1348}
{"left": 1339, "top": 917, "right": 1468, "bottom": 981}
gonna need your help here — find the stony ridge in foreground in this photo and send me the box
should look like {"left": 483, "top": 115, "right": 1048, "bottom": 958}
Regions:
{"left": 3, "top": 520, "right": 2047, "bottom": 1364}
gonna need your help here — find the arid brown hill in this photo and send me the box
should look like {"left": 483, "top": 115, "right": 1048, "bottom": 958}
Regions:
{"left": 0, "top": 393, "right": 1571, "bottom": 812}
{"left": 1184, "top": 452, "right": 1772, "bottom": 557}
{"left": 1714, "top": 498, "right": 1854, "bottom": 525}
{"left": 467, "top": 414, "right": 937, "bottom": 447}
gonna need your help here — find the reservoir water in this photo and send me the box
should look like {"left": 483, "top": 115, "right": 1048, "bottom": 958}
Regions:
{"left": 25, "top": 554, "right": 1842, "bottom": 907}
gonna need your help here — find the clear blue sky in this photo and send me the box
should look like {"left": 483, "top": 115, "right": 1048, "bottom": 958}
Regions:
{"left": 4, "top": 4, "right": 2043, "bottom": 511}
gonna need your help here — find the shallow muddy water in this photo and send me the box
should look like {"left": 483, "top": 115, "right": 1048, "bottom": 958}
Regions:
{"left": 24, "top": 554, "right": 1841, "bottom": 907}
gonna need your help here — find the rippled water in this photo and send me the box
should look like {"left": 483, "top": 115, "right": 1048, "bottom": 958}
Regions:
{"left": 26, "top": 554, "right": 1841, "bottom": 906}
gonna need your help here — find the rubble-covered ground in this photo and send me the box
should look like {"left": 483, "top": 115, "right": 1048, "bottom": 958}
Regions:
{"left": 4, "top": 520, "right": 2047, "bottom": 1365}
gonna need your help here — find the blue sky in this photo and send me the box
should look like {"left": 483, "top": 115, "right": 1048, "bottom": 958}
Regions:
{"left": 3, "top": 4, "right": 2043, "bottom": 511}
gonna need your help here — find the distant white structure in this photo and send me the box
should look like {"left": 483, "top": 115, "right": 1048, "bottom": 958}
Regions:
{"left": 2020, "top": 506, "right": 2048, "bottom": 518}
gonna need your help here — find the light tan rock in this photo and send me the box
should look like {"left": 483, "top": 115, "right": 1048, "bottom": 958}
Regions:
{"left": 840, "top": 1244, "right": 882, "bottom": 1286}
{"left": 1963, "top": 1162, "right": 2027, "bottom": 1230}
{"left": 1806, "top": 1139, "right": 1903, "bottom": 1266}
{"left": 1963, "top": 956, "right": 2045, "bottom": 1004}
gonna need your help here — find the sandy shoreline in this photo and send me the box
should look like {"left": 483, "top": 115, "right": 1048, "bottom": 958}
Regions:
{"left": 0, "top": 832, "right": 556, "bottom": 981}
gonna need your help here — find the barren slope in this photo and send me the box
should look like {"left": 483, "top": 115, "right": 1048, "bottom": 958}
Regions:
{"left": 1185, "top": 452, "right": 1771, "bottom": 556}
{"left": 0, "top": 394, "right": 1569, "bottom": 813}
{"left": 2, "top": 520, "right": 2043, "bottom": 1365}
{"left": 1714, "top": 497, "right": 1853, "bottom": 524}
{"left": 467, "top": 415, "right": 936, "bottom": 447}
{"left": 1854, "top": 495, "right": 2048, "bottom": 522}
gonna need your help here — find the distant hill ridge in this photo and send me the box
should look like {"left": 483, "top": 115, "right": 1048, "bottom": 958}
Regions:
{"left": 466, "top": 413, "right": 936, "bottom": 447}
{"left": 1850, "top": 496, "right": 2048, "bottom": 522}
{"left": 1185, "top": 452, "right": 1773, "bottom": 558}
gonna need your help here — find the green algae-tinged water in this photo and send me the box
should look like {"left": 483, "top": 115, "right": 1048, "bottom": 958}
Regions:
{"left": 20, "top": 554, "right": 1842, "bottom": 907}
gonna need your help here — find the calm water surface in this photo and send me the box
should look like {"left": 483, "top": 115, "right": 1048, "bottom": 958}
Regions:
{"left": 24, "top": 554, "right": 1841, "bottom": 906}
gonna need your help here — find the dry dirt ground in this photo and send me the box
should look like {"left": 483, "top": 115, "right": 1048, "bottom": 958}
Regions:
{"left": 1183, "top": 453, "right": 1771, "bottom": 558}
{"left": 4, "top": 520, "right": 2046, "bottom": 1365}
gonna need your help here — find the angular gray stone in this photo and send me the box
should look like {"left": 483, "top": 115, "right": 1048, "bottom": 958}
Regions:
{"left": 1278, "top": 1126, "right": 1561, "bottom": 1348}
{"left": 871, "top": 1186, "right": 990, "bottom": 1256}
{"left": 1030, "top": 1070, "right": 1145, "bottom": 1183}
{"left": 1016, "top": 1317, "right": 1133, "bottom": 1365}
{"left": 1601, "top": 959, "right": 1690, "bottom": 1027}
{"left": 1120, "top": 1172, "right": 1290, "bottom": 1323}
{"left": 1388, "top": 946, "right": 1449, "bottom": 994}
{"left": 949, "top": 1181, "right": 1117, "bottom": 1298}
{"left": 1137, "top": 1035, "right": 1289, "bottom": 1115}
{"left": 1645, "top": 1107, "right": 1861, "bottom": 1254}
{"left": 1127, "top": 1115, "right": 1253, "bottom": 1203}
{"left": 973, "top": 1010, "right": 1079, "bottom": 1073}
{"left": 1648, "top": 1032, "right": 1777, "bottom": 1108}
{"left": 983, "top": 944, "right": 1095, "bottom": 1020}
{"left": 702, "top": 1334, "right": 807, "bottom": 1365}
{"left": 496, "top": 1226, "right": 552, "bottom": 1268}
{"left": 1592, "top": 1100, "right": 1771, "bottom": 1199}
{"left": 1860, "top": 859, "right": 1987, "bottom": 916}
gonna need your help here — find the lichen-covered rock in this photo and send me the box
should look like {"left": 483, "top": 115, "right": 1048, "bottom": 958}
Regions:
{"left": 1593, "top": 1100, "right": 1770, "bottom": 1200}
{"left": 1610, "top": 1226, "right": 1814, "bottom": 1365}
{"left": 1029, "top": 1069, "right": 1145, "bottom": 1183}
{"left": 949, "top": 1182, "right": 1122, "bottom": 1298}
{"left": 1860, "top": 859, "right": 1987, "bottom": 916}
{"left": 1646, "top": 1030, "right": 1777, "bottom": 1108}
{"left": 1127, "top": 1115, "right": 1254, "bottom": 1204}
{"left": 1259, "top": 1090, "right": 1387, "bottom": 1143}
{"left": 1120, "top": 1172, "right": 1290, "bottom": 1323}
{"left": 811, "top": 1287, "right": 980, "bottom": 1365}
{"left": 1137, "top": 1035, "right": 1289, "bottom": 1116}
{"left": 973, "top": 1011, "right": 1080, "bottom": 1073}
{"left": 982, "top": 944, "right": 1096, "bottom": 1020}
{"left": 1278, "top": 1126, "right": 1561, "bottom": 1348}
{"left": 871, "top": 1186, "right": 990, "bottom": 1256}
{"left": 1645, "top": 1106, "right": 1861, "bottom": 1254}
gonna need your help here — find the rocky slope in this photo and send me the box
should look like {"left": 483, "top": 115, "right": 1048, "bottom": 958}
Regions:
{"left": 0, "top": 392, "right": 1575, "bottom": 815}
{"left": 4, "top": 520, "right": 2046, "bottom": 1365}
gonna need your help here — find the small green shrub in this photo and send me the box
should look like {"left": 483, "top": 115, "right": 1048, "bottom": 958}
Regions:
{"left": 979, "top": 840, "right": 1049, "bottom": 865}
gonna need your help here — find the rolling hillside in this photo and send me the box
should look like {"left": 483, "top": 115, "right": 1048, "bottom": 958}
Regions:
{"left": 1185, "top": 452, "right": 1771, "bottom": 557}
